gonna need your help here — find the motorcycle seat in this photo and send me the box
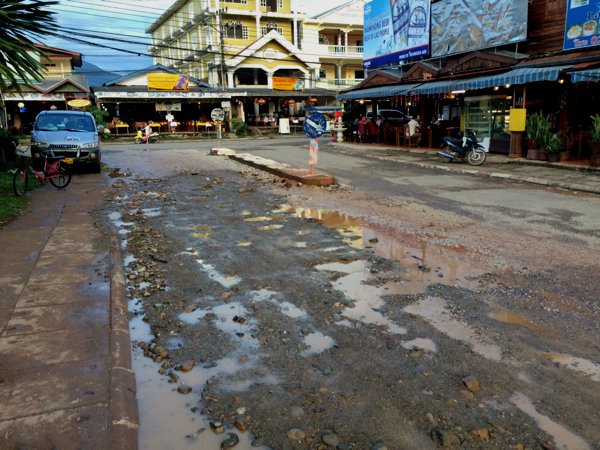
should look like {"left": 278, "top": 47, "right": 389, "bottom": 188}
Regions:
{"left": 445, "top": 136, "right": 463, "bottom": 146}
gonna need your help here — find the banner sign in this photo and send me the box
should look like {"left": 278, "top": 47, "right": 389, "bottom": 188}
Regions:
{"left": 155, "top": 101, "right": 182, "bottom": 111}
{"left": 272, "top": 77, "right": 304, "bottom": 91}
{"left": 431, "top": 0, "right": 528, "bottom": 58}
{"left": 95, "top": 91, "right": 232, "bottom": 99}
{"left": 148, "top": 73, "right": 189, "bottom": 91}
{"left": 564, "top": 0, "right": 600, "bottom": 50}
{"left": 363, "top": 0, "right": 430, "bottom": 69}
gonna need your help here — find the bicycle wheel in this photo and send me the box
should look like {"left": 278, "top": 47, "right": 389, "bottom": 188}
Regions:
{"left": 13, "top": 167, "right": 29, "bottom": 196}
{"left": 49, "top": 166, "right": 72, "bottom": 189}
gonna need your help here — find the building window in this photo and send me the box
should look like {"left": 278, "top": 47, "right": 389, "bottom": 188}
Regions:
{"left": 178, "top": 11, "right": 184, "bottom": 28}
{"left": 188, "top": 3, "right": 194, "bottom": 19}
{"left": 355, "top": 70, "right": 364, "bottom": 79}
{"left": 319, "top": 34, "right": 329, "bottom": 45}
{"left": 319, "top": 69, "right": 327, "bottom": 79}
{"left": 260, "top": 0, "right": 282, "bottom": 7}
{"left": 223, "top": 0, "right": 248, "bottom": 3}
{"left": 261, "top": 21, "right": 282, "bottom": 37}
{"left": 191, "top": 32, "right": 198, "bottom": 49}
{"left": 223, "top": 21, "right": 247, "bottom": 39}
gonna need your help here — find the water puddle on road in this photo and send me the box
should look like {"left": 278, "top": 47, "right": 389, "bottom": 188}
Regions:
{"left": 490, "top": 310, "right": 554, "bottom": 334}
{"left": 301, "top": 331, "right": 336, "bottom": 355}
{"left": 130, "top": 299, "right": 270, "bottom": 450}
{"left": 541, "top": 352, "right": 600, "bottom": 382}
{"left": 316, "top": 260, "right": 408, "bottom": 335}
{"left": 403, "top": 296, "right": 503, "bottom": 361}
{"left": 195, "top": 258, "right": 241, "bottom": 288}
{"left": 510, "top": 392, "right": 591, "bottom": 450}
{"left": 293, "top": 207, "right": 485, "bottom": 291}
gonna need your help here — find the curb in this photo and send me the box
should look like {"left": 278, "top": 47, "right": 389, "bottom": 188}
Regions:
{"left": 108, "top": 233, "right": 139, "bottom": 448}
{"left": 213, "top": 148, "right": 334, "bottom": 186}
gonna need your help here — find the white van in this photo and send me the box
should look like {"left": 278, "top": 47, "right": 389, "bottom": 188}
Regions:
{"left": 31, "top": 110, "right": 102, "bottom": 172}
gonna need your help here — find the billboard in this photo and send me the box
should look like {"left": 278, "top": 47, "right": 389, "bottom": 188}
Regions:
{"left": 147, "top": 73, "right": 189, "bottom": 91}
{"left": 363, "top": 0, "right": 431, "bottom": 69}
{"left": 272, "top": 77, "right": 305, "bottom": 91}
{"left": 564, "top": 0, "right": 600, "bottom": 50}
{"left": 431, "top": 0, "right": 528, "bottom": 58}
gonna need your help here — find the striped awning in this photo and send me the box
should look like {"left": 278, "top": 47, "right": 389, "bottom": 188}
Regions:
{"left": 411, "top": 80, "right": 456, "bottom": 95}
{"left": 337, "top": 83, "right": 420, "bottom": 100}
{"left": 412, "top": 65, "right": 572, "bottom": 95}
{"left": 570, "top": 68, "right": 600, "bottom": 83}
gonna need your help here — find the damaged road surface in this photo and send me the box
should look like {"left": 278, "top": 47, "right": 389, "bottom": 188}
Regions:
{"left": 100, "top": 143, "right": 600, "bottom": 450}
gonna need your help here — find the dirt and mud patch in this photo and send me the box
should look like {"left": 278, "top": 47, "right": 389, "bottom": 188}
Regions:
{"left": 98, "top": 159, "right": 600, "bottom": 450}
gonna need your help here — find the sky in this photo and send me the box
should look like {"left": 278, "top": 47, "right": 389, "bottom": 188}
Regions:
{"left": 44, "top": 0, "right": 350, "bottom": 75}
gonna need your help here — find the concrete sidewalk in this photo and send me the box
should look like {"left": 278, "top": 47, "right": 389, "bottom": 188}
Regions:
{"left": 0, "top": 175, "right": 137, "bottom": 449}
{"left": 330, "top": 142, "right": 600, "bottom": 195}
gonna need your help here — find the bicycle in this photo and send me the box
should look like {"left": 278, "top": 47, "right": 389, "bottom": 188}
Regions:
{"left": 13, "top": 143, "right": 73, "bottom": 196}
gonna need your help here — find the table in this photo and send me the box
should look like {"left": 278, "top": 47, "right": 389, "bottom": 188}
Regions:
{"left": 115, "top": 124, "right": 129, "bottom": 135}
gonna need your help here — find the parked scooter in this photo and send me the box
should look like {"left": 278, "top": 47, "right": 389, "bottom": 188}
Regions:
{"left": 437, "top": 129, "right": 487, "bottom": 166}
{"left": 134, "top": 129, "right": 160, "bottom": 144}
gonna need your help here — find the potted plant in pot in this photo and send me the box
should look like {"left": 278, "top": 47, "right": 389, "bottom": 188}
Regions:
{"left": 590, "top": 114, "right": 600, "bottom": 166}
{"left": 525, "top": 113, "right": 541, "bottom": 159}
{"left": 546, "top": 133, "right": 561, "bottom": 162}
{"left": 536, "top": 115, "right": 551, "bottom": 161}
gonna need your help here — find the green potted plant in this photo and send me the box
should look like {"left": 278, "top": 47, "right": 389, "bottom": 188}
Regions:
{"left": 590, "top": 114, "right": 600, "bottom": 166}
{"left": 546, "top": 133, "right": 561, "bottom": 162}
{"left": 536, "top": 115, "right": 551, "bottom": 161}
{"left": 525, "top": 112, "right": 541, "bottom": 159}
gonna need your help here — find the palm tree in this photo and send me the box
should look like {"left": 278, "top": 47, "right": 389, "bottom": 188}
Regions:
{"left": 0, "top": 0, "right": 58, "bottom": 93}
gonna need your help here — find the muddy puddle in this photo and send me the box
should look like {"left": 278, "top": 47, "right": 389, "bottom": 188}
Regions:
{"left": 292, "top": 207, "right": 486, "bottom": 292}
{"left": 111, "top": 209, "right": 269, "bottom": 450}
{"left": 510, "top": 393, "right": 592, "bottom": 450}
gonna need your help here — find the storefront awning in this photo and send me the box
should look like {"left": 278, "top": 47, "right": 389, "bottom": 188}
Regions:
{"left": 412, "top": 65, "right": 572, "bottom": 95}
{"left": 570, "top": 68, "right": 600, "bottom": 83}
{"left": 337, "top": 83, "right": 420, "bottom": 100}
{"left": 411, "top": 80, "right": 456, "bottom": 95}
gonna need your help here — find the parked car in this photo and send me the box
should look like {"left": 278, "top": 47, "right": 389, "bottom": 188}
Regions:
{"left": 31, "top": 110, "right": 103, "bottom": 173}
{"left": 366, "top": 109, "right": 410, "bottom": 124}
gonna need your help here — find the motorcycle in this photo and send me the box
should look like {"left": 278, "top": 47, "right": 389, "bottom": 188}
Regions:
{"left": 437, "top": 129, "right": 488, "bottom": 166}
{"left": 135, "top": 129, "right": 160, "bottom": 144}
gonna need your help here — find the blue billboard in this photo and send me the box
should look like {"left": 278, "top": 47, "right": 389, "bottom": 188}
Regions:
{"left": 564, "top": 0, "right": 600, "bottom": 50}
{"left": 363, "top": 0, "right": 430, "bottom": 70}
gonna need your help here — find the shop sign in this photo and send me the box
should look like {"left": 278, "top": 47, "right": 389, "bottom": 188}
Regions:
{"left": 95, "top": 91, "right": 231, "bottom": 99}
{"left": 148, "top": 73, "right": 189, "bottom": 91}
{"left": 430, "top": 0, "right": 528, "bottom": 58}
{"left": 564, "top": 0, "right": 600, "bottom": 50}
{"left": 155, "top": 101, "right": 182, "bottom": 111}
{"left": 67, "top": 99, "right": 91, "bottom": 107}
{"left": 3, "top": 92, "right": 65, "bottom": 101}
{"left": 363, "top": 0, "right": 431, "bottom": 69}
{"left": 509, "top": 108, "right": 526, "bottom": 132}
{"left": 273, "top": 77, "right": 304, "bottom": 91}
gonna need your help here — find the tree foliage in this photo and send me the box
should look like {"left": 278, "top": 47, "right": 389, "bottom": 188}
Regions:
{"left": 0, "top": 0, "right": 58, "bottom": 92}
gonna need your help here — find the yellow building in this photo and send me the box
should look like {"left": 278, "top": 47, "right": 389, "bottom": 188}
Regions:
{"left": 146, "top": 0, "right": 364, "bottom": 122}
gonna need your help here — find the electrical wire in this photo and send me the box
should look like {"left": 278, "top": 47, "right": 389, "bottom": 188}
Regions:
{"left": 41, "top": 1, "right": 365, "bottom": 79}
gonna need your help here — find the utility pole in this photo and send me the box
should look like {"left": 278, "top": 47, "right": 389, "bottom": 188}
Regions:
{"left": 216, "top": 8, "right": 227, "bottom": 88}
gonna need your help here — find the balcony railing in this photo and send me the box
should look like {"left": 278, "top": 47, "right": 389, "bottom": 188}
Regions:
{"left": 315, "top": 78, "right": 363, "bottom": 91}
{"left": 319, "top": 45, "right": 363, "bottom": 56}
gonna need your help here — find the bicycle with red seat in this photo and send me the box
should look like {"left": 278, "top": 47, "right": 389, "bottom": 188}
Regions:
{"left": 13, "top": 143, "right": 73, "bottom": 196}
